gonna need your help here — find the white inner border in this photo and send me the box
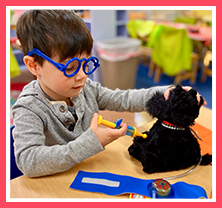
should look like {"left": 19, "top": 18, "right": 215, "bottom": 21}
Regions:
{"left": 6, "top": 6, "right": 216, "bottom": 202}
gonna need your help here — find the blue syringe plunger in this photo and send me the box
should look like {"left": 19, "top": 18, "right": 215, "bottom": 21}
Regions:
{"left": 98, "top": 115, "right": 147, "bottom": 139}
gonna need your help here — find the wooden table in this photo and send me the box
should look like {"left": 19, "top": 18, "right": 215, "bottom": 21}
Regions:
{"left": 10, "top": 107, "right": 212, "bottom": 199}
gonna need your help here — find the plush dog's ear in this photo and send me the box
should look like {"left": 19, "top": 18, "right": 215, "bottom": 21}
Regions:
{"left": 145, "top": 91, "right": 167, "bottom": 118}
{"left": 187, "top": 88, "right": 205, "bottom": 107}
{"left": 174, "top": 84, "right": 184, "bottom": 92}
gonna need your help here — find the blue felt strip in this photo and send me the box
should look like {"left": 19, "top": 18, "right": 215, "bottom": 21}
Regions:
{"left": 70, "top": 171, "right": 208, "bottom": 199}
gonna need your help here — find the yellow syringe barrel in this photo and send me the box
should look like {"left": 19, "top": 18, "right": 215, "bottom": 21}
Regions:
{"left": 98, "top": 115, "right": 147, "bottom": 139}
{"left": 98, "top": 115, "right": 116, "bottom": 128}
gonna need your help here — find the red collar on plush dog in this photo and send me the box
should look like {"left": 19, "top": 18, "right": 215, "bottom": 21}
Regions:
{"left": 162, "top": 121, "right": 202, "bottom": 140}
{"left": 161, "top": 121, "right": 185, "bottom": 130}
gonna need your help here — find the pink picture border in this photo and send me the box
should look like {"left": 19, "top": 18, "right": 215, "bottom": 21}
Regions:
{"left": 1, "top": 1, "right": 219, "bottom": 207}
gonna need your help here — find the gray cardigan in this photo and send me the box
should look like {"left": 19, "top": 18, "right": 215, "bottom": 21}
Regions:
{"left": 11, "top": 78, "right": 168, "bottom": 177}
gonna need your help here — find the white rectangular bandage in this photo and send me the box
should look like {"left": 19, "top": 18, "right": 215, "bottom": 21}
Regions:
{"left": 81, "top": 177, "right": 120, "bottom": 187}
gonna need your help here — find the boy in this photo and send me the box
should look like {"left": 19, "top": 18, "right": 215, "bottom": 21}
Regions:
{"left": 11, "top": 10, "right": 198, "bottom": 177}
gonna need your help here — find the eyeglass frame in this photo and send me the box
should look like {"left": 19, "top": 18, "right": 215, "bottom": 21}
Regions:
{"left": 27, "top": 48, "right": 100, "bottom": 77}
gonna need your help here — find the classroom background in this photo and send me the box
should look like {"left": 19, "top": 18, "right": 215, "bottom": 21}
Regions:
{"left": 10, "top": 9, "right": 213, "bottom": 124}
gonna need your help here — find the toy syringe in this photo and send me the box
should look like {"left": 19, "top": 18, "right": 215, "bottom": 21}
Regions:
{"left": 98, "top": 115, "right": 147, "bottom": 139}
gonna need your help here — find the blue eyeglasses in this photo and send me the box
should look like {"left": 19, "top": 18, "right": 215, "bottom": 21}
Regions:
{"left": 27, "top": 48, "right": 100, "bottom": 77}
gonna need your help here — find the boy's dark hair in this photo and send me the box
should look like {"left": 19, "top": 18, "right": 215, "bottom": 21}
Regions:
{"left": 16, "top": 10, "right": 93, "bottom": 66}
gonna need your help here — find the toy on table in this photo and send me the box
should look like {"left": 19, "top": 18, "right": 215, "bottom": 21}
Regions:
{"left": 70, "top": 171, "right": 208, "bottom": 199}
{"left": 98, "top": 115, "right": 147, "bottom": 139}
{"left": 130, "top": 178, "right": 172, "bottom": 199}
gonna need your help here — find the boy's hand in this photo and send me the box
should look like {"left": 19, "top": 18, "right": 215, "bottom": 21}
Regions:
{"left": 164, "top": 86, "right": 207, "bottom": 105}
{"left": 90, "top": 113, "right": 128, "bottom": 147}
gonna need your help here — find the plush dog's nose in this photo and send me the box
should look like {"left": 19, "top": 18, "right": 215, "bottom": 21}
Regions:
{"left": 196, "top": 93, "right": 201, "bottom": 104}
{"left": 193, "top": 90, "right": 206, "bottom": 105}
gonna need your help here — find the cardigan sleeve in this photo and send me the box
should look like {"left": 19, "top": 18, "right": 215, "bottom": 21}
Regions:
{"left": 85, "top": 78, "right": 170, "bottom": 112}
{"left": 11, "top": 105, "right": 104, "bottom": 178}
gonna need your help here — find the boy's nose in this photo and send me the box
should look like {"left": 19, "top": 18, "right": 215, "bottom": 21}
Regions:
{"left": 75, "top": 65, "right": 87, "bottom": 80}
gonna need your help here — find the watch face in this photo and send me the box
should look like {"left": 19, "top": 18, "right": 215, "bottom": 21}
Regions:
{"left": 149, "top": 179, "right": 173, "bottom": 198}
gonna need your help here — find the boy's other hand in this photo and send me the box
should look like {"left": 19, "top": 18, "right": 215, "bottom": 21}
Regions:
{"left": 90, "top": 113, "right": 128, "bottom": 147}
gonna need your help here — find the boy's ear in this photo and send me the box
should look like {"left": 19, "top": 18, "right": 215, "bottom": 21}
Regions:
{"left": 23, "top": 55, "right": 40, "bottom": 76}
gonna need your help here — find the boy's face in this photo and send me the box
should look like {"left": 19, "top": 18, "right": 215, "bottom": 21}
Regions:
{"left": 37, "top": 52, "right": 89, "bottom": 104}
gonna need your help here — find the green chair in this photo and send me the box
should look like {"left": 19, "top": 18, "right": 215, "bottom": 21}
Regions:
{"left": 126, "top": 19, "right": 155, "bottom": 66}
{"left": 126, "top": 19, "right": 155, "bottom": 45}
{"left": 147, "top": 24, "right": 199, "bottom": 84}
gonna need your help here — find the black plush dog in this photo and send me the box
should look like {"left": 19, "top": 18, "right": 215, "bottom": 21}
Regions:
{"left": 128, "top": 85, "right": 212, "bottom": 174}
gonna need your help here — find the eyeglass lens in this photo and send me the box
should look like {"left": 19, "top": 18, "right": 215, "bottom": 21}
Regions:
{"left": 66, "top": 59, "right": 96, "bottom": 75}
